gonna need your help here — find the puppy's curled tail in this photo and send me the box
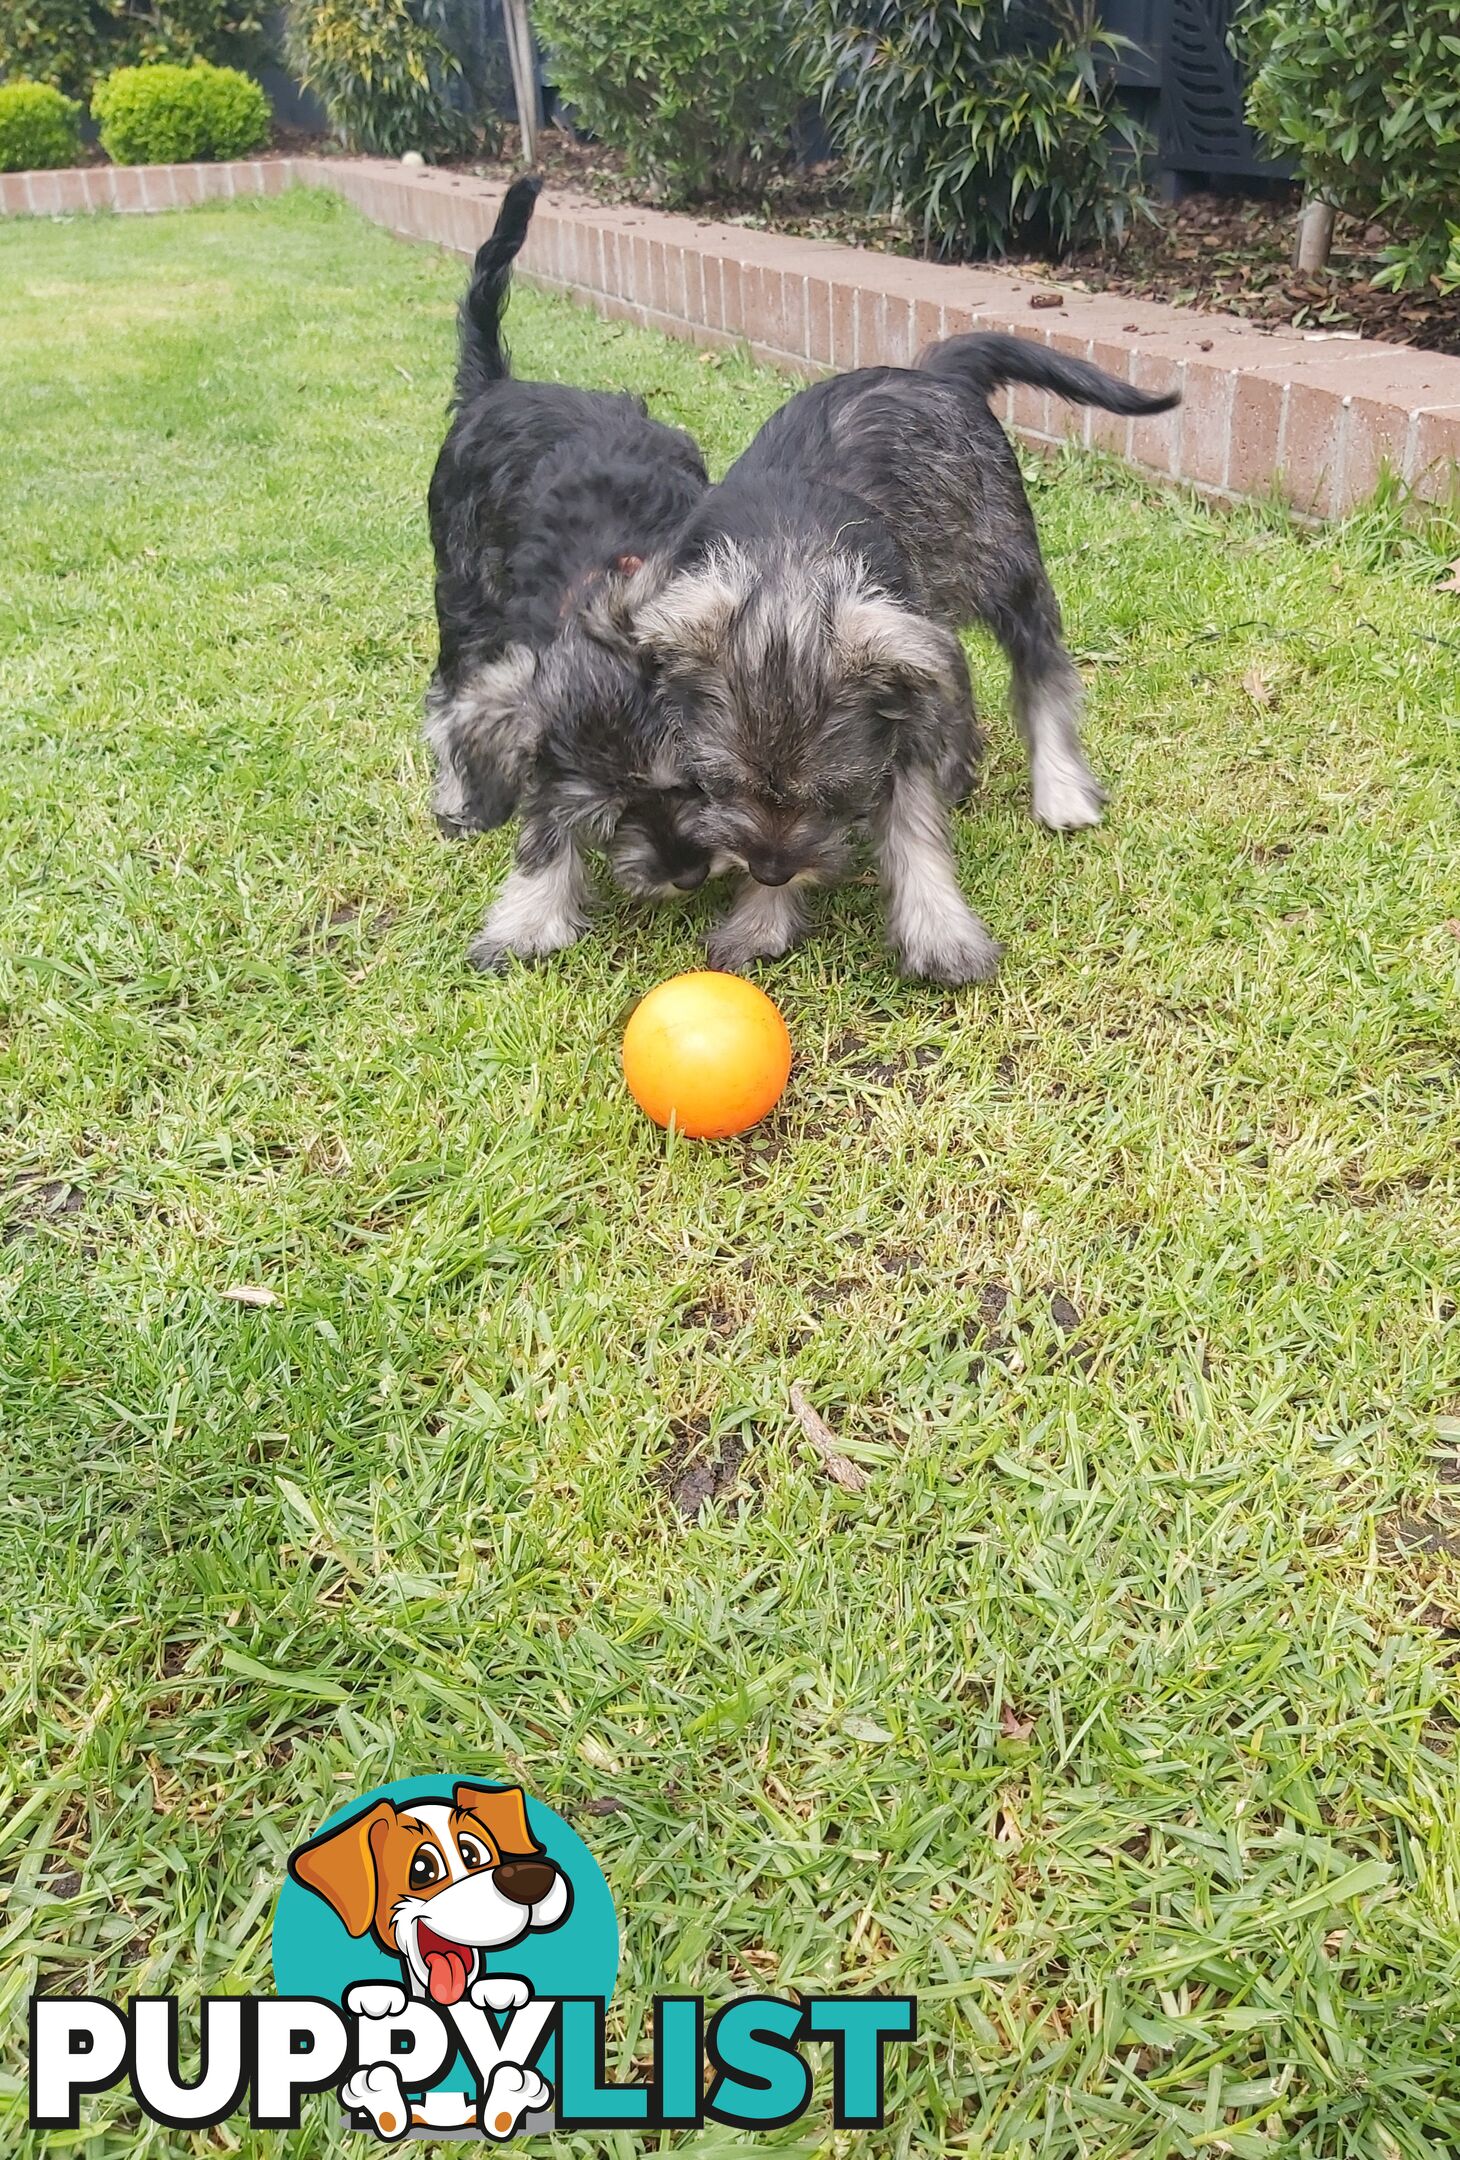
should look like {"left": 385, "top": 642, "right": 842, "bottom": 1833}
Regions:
{"left": 456, "top": 173, "right": 544, "bottom": 404}
{"left": 917, "top": 330, "right": 1180, "bottom": 415}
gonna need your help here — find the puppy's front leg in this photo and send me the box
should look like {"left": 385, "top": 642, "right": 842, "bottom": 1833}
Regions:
{"left": 469, "top": 808, "right": 595, "bottom": 973}
{"left": 705, "top": 877, "right": 808, "bottom": 974}
{"left": 873, "top": 766, "right": 1000, "bottom": 985}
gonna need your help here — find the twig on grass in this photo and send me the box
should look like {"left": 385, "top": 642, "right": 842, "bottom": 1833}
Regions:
{"left": 789, "top": 1383, "right": 869, "bottom": 1493}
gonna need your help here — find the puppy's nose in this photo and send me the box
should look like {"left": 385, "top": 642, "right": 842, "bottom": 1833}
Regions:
{"left": 671, "top": 862, "right": 708, "bottom": 891}
{"left": 493, "top": 1859, "right": 557, "bottom": 1907}
{"left": 748, "top": 857, "right": 795, "bottom": 888}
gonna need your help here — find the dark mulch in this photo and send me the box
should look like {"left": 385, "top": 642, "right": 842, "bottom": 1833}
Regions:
{"left": 1042, "top": 191, "right": 1460, "bottom": 358}
{"left": 449, "top": 128, "right": 1460, "bottom": 358}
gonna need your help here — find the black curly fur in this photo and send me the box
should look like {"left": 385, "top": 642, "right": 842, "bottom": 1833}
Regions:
{"left": 624, "top": 331, "right": 1180, "bottom": 982}
{"left": 422, "top": 179, "right": 714, "bottom": 964}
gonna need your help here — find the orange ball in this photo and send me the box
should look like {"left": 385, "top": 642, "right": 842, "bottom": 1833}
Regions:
{"left": 622, "top": 971, "right": 791, "bottom": 1139}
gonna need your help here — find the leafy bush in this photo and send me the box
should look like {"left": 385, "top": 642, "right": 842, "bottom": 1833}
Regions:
{"left": 0, "top": 80, "right": 82, "bottom": 170}
{"left": 800, "top": 0, "right": 1148, "bottom": 259}
{"left": 0, "top": 0, "right": 266, "bottom": 105}
{"left": 286, "top": 0, "right": 475, "bottom": 158}
{"left": 532, "top": 0, "right": 811, "bottom": 199}
{"left": 1241, "top": 0, "right": 1460, "bottom": 291}
{"left": 92, "top": 59, "right": 271, "bottom": 163}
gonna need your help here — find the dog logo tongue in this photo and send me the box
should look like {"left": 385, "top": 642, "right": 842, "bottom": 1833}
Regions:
{"left": 420, "top": 1926, "right": 472, "bottom": 2006}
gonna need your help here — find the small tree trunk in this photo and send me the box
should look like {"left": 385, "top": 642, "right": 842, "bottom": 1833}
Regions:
{"left": 1293, "top": 196, "right": 1336, "bottom": 275}
{"left": 501, "top": 0, "right": 541, "bottom": 166}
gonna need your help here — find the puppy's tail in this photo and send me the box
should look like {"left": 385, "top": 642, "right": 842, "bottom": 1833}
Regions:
{"left": 455, "top": 174, "right": 544, "bottom": 404}
{"left": 917, "top": 331, "right": 1180, "bottom": 415}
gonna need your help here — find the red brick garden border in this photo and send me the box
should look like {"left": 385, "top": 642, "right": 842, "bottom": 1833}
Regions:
{"left": 5, "top": 152, "right": 1458, "bottom": 518}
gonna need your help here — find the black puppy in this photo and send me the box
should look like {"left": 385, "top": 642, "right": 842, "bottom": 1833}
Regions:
{"left": 627, "top": 335, "right": 1179, "bottom": 982}
{"left": 424, "top": 176, "right": 713, "bottom": 970}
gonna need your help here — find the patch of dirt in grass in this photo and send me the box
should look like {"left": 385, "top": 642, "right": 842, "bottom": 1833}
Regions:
{"left": 735, "top": 1120, "right": 791, "bottom": 1173}
{"left": 822, "top": 1036, "right": 949, "bottom": 1134}
{"left": 1323, "top": 1164, "right": 1443, "bottom": 1209}
{"left": 1389, "top": 1517, "right": 1460, "bottom": 1558}
{"left": 659, "top": 1419, "right": 748, "bottom": 1520}
{"left": 940, "top": 1281, "right": 1097, "bottom": 1372}
{"left": 1383, "top": 1492, "right": 1460, "bottom": 1642}
{"left": 682, "top": 1297, "right": 739, "bottom": 1337}
{"left": 1, "top": 1172, "right": 84, "bottom": 1241}
{"left": 295, "top": 901, "right": 398, "bottom": 956}
{"left": 806, "top": 1276, "right": 859, "bottom": 1308}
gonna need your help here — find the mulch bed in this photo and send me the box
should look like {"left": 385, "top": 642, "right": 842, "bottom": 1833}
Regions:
{"left": 448, "top": 128, "right": 1460, "bottom": 358}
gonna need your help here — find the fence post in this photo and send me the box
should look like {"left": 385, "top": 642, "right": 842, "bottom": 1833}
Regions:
{"left": 1293, "top": 195, "right": 1335, "bottom": 274}
{"left": 500, "top": 0, "right": 541, "bottom": 164}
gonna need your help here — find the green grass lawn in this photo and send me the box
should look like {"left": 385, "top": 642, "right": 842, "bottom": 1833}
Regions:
{"left": 3, "top": 186, "right": 1459, "bottom": 2158}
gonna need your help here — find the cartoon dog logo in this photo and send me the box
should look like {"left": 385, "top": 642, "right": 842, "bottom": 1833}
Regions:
{"left": 287, "top": 1783, "right": 570, "bottom": 2139}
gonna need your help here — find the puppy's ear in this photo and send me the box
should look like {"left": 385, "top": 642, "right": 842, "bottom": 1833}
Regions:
{"left": 287, "top": 1802, "right": 394, "bottom": 1936}
{"left": 830, "top": 591, "right": 969, "bottom": 706}
{"left": 454, "top": 1783, "right": 541, "bottom": 1858}
{"left": 424, "top": 644, "right": 541, "bottom": 831}
{"left": 629, "top": 543, "right": 754, "bottom": 669}
{"left": 576, "top": 553, "right": 672, "bottom": 661}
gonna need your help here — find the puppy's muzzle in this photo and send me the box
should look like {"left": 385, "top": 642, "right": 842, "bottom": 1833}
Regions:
{"left": 671, "top": 862, "right": 709, "bottom": 892}
{"left": 493, "top": 1858, "right": 558, "bottom": 1906}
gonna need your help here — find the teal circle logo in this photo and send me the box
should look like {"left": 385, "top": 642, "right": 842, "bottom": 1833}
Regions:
{"left": 272, "top": 1777, "right": 618, "bottom": 2120}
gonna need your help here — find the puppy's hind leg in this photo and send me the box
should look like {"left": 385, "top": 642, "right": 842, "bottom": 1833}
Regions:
{"left": 705, "top": 878, "right": 809, "bottom": 974}
{"left": 995, "top": 574, "right": 1106, "bottom": 832}
{"left": 872, "top": 766, "right": 1001, "bottom": 986}
{"left": 469, "top": 805, "right": 596, "bottom": 973}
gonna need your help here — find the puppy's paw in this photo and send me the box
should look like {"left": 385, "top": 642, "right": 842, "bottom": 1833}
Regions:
{"left": 894, "top": 913, "right": 1002, "bottom": 987}
{"left": 705, "top": 916, "right": 803, "bottom": 973}
{"left": 467, "top": 919, "right": 588, "bottom": 973}
{"left": 703, "top": 931, "right": 785, "bottom": 973}
{"left": 469, "top": 869, "right": 594, "bottom": 973}
{"left": 344, "top": 1982, "right": 408, "bottom": 2021}
{"left": 1031, "top": 759, "right": 1105, "bottom": 831}
{"left": 341, "top": 2063, "right": 410, "bottom": 2141}
{"left": 480, "top": 2062, "right": 551, "bottom": 2140}
{"left": 470, "top": 1973, "right": 532, "bottom": 2014}
{"left": 468, "top": 931, "right": 519, "bottom": 974}
{"left": 704, "top": 878, "right": 807, "bottom": 974}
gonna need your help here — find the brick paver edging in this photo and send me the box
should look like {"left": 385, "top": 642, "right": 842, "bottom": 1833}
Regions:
{"left": 5, "top": 153, "right": 1458, "bottom": 517}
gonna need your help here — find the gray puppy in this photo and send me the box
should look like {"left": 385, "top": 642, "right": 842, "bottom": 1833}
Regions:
{"left": 623, "top": 334, "right": 1178, "bottom": 983}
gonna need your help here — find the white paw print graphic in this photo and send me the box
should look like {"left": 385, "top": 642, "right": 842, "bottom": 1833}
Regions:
{"left": 469, "top": 1973, "right": 531, "bottom": 2014}
{"left": 341, "top": 2063, "right": 410, "bottom": 2141}
{"left": 480, "top": 2062, "right": 551, "bottom": 2139}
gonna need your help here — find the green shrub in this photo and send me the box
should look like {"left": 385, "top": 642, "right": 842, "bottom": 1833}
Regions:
{"left": 0, "top": 80, "right": 82, "bottom": 171}
{"left": 1241, "top": 0, "right": 1460, "bottom": 292}
{"left": 532, "top": 0, "right": 811, "bottom": 199}
{"left": 800, "top": 0, "right": 1148, "bottom": 259}
{"left": 0, "top": 0, "right": 267, "bottom": 105}
{"left": 91, "top": 59, "right": 271, "bottom": 163}
{"left": 285, "top": 0, "right": 474, "bottom": 159}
